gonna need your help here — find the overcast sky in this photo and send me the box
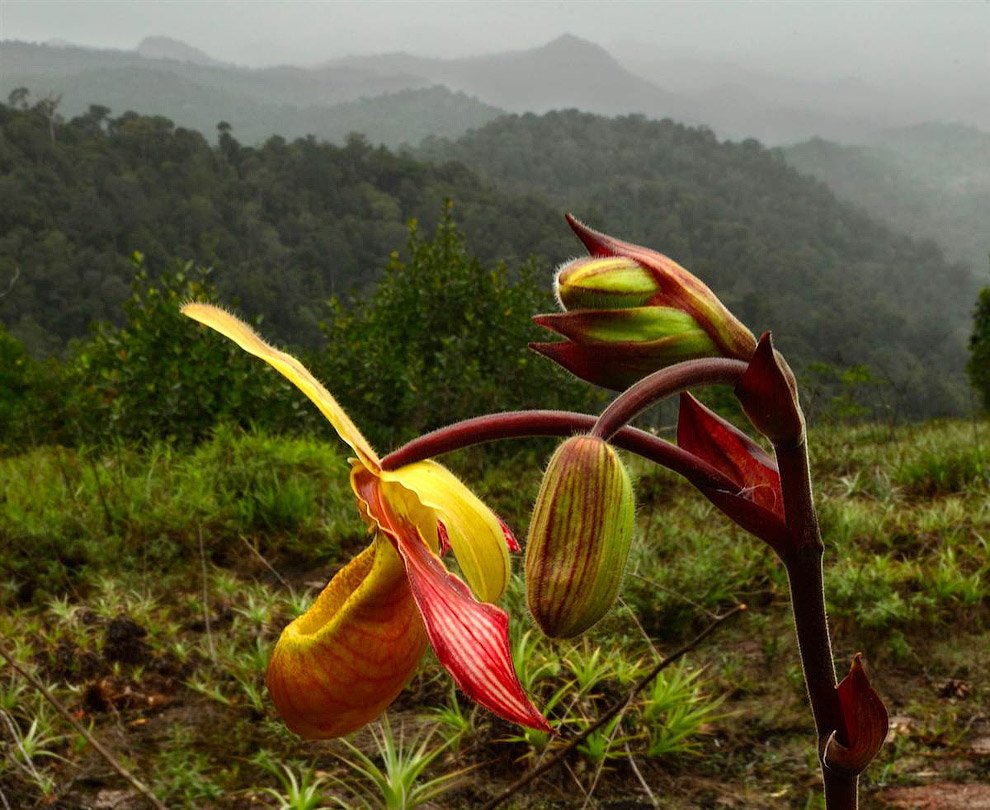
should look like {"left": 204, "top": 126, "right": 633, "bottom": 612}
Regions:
{"left": 3, "top": 0, "right": 989, "bottom": 87}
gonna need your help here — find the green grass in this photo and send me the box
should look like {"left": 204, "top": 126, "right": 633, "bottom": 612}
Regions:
{"left": 0, "top": 420, "right": 987, "bottom": 807}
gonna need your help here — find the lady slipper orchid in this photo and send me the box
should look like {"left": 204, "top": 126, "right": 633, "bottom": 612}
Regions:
{"left": 181, "top": 303, "right": 549, "bottom": 739}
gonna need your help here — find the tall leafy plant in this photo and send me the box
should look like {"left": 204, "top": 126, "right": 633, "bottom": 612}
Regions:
{"left": 63, "top": 254, "right": 317, "bottom": 446}
{"left": 967, "top": 286, "right": 990, "bottom": 411}
{"left": 318, "top": 204, "right": 600, "bottom": 448}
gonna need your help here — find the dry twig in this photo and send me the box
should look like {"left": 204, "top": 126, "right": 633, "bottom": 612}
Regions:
{"left": 0, "top": 643, "right": 168, "bottom": 810}
{"left": 480, "top": 603, "right": 746, "bottom": 810}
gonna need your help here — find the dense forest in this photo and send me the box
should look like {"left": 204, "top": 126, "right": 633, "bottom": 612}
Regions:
{"left": 0, "top": 98, "right": 980, "bottom": 418}
{"left": 417, "top": 111, "right": 980, "bottom": 417}
{"left": 784, "top": 125, "right": 990, "bottom": 272}
{"left": 0, "top": 95, "right": 568, "bottom": 353}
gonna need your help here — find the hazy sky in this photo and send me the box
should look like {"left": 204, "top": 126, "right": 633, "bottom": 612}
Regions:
{"left": 3, "top": 0, "right": 989, "bottom": 86}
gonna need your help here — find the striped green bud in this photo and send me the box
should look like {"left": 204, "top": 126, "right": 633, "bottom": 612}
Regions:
{"left": 525, "top": 436, "right": 635, "bottom": 639}
{"left": 533, "top": 217, "right": 757, "bottom": 390}
{"left": 556, "top": 257, "right": 659, "bottom": 310}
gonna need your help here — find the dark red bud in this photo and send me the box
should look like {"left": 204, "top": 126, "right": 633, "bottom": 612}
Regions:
{"left": 735, "top": 332, "right": 805, "bottom": 446}
{"left": 825, "top": 654, "right": 889, "bottom": 776}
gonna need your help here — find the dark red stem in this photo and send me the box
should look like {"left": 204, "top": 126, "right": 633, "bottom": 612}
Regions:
{"left": 591, "top": 358, "right": 749, "bottom": 440}
{"left": 382, "top": 410, "right": 738, "bottom": 496}
{"left": 773, "top": 436, "right": 854, "bottom": 808}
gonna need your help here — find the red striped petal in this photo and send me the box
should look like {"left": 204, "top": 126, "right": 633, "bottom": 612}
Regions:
{"left": 353, "top": 467, "right": 548, "bottom": 731}
{"left": 394, "top": 526, "right": 550, "bottom": 731}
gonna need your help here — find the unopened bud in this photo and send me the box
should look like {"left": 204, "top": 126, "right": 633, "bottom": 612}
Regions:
{"left": 824, "top": 654, "right": 889, "bottom": 776}
{"left": 533, "top": 216, "right": 757, "bottom": 389}
{"left": 556, "top": 257, "right": 659, "bottom": 310}
{"left": 531, "top": 308, "right": 720, "bottom": 390}
{"left": 735, "top": 332, "right": 805, "bottom": 446}
{"left": 525, "top": 436, "right": 634, "bottom": 639}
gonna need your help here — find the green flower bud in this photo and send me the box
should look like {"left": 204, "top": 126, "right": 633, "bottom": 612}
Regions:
{"left": 531, "top": 307, "right": 720, "bottom": 390}
{"left": 556, "top": 257, "right": 659, "bottom": 310}
{"left": 532, "top": 216, "right": 757, "bottom": 390}
{"left": 525, "top": 436, "right": 635, "bottom": 639}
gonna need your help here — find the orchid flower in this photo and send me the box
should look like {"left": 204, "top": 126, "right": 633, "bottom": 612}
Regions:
{"left": 182, "top": 303, "right": 549, "bottom": 739}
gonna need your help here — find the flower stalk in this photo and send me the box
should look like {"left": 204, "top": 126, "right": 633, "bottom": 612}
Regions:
{"left": 182, "top": 214, "right": 886, "bottom": 807}
{"left": 392, "top": 217, "right": 886, "bottom": 807}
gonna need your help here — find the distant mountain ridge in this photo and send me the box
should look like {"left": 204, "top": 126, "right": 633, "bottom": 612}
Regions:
{"left": 136, "top": 35, "right": 222, "bottom": 66}
{"left": 1, "top": 35, "right": 699, "bottom": 146}
{"left": 324, "top": 34, "right": 696, "bottom": 121}
{"left": 0, "top": 40, "right": 501, "bottom": 148}
{"left": 5, "top": 33, "right": 988, "bottom": 149}
{"left": 614, "top": 42, "right": 990, "bottom": 143}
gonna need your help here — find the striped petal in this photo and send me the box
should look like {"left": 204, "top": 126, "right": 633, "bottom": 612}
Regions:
{"left": 353, "top": 467, "right": 548, "bottom": 731}
{"left": 381, "top": 461, "right": 511, "bottom": 602}
{"left": 181, "top": 302, "right": 380, "bottom": 470}
{"left": 265, "top": 534, "right": 427, "bottom": 739}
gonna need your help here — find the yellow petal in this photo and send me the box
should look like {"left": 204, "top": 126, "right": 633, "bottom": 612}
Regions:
{"left": 266, "top": 534, "right": 427, "bottom": 739}
{"left": 381, "top": 461, "right": 510, "bottom": 602}
{"left": 181, "top": 302, "right": 379, "bottom": 469}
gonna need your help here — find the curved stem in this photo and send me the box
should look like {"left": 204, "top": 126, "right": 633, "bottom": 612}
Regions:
{"left": 591, "top": 358, "right": 748, "bottom": 440}
{"left": 382, "top": 410, "right": 738, "bottom": 496}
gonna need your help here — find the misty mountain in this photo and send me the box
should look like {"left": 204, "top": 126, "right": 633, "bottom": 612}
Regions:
{"left": 135, "top": 35, "right": 223, "bottom": 66}
{"left": 0, "top": 41, "right": 502, "bottom": 148}
{"left": 615, "top": 43, "right": 990, "bottom": 144}
{"left": 1, "top": 35, "right": 700, "bottom": 147}
{"left": 784, "top": 123, "right": 990, "bottom": 272}
{"left": 8, "top": 33, "right": 989, "bottom": 157}
{"left": 416, "top": 110, "right": 978, "bottom": 417}
{"left": 2, "top": 40, "right": 426, "bottom": 108}
{"left": 325, "top": 34, "right": 697, "bottom": 122}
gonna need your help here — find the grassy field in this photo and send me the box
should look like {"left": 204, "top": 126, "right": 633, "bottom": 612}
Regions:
{"left": 0, "top": 420, "right": 987, "bottom": 808}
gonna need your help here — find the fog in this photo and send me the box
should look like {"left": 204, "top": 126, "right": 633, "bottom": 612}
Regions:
{"left": 5, "top": 0, "right": 988, "bottom": 94}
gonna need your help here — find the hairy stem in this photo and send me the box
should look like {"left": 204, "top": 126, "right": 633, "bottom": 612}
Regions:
{"left": 383, "top": 410, "right": 737, "bottom": 494}
{"left": 591, "top": 358, "right": 748, "bottom": 440}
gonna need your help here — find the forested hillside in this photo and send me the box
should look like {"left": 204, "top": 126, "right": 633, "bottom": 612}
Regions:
{"left": 0, "top": 101, "right": 978, "bottom": 418}
{"left": 0, "top": 98, "right": 568, "bottom": 353}
{"left": 417, "top": 111, "right": 979, "bottom": 417}
{"left": 0, "top": 41, "right": 504, "bottom": 149}
{"left": 784, "top": 125, "right": 990, "bottom": 272}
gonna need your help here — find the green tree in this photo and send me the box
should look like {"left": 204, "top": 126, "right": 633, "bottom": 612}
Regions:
{"left": 0, "top": 322, "right": 34, "bottom": 451}
{"left": 968, "top": 287, "right": 990, "bottom": 411}
{"left": 62, "top": 253, "right": 320, "bottom": 446}
{"left": 318, "top": 204, "right": 600, "bottom": 449}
